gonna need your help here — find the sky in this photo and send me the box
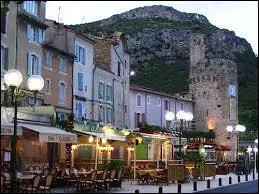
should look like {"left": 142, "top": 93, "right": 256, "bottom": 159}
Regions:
{"left": 46, "top": 1, "right": 258, "bottom": 55}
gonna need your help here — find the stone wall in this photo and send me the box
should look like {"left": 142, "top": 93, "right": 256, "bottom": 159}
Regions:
{"left": 189, "top": 33, "right": 238, "bottom": 161}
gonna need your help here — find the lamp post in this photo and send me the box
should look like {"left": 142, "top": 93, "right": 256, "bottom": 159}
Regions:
{"left": 253, "top": 146, "right": 258, "bottom": 173}
{"left": 226, "top": 124, "right": 246, "bottom": 162}
{"left": 247, "top": 145, "right": 252, "bottom": 165}
{"left": 176, "top": 110, "right": 193, "bottom": 159}
{"left": 2, "top": 69, "right": 44, "bottom": 192}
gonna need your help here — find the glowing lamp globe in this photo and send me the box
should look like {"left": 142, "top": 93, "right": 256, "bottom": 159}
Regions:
{"left": 235, "top": 124, "right": 246, "bottom": 132}
{"left": 165, "top": 111, "right": 175, "bottom": 121}
{"left": 226, "top": 125, "right": 233, "bottom": 133}
{"left": 185, "top": 112, "right": 193, "bottom": 121}
{"left": 102, "top": 138, "right": 107, "bottom": 144}
{"left": 4, "top": 69, "right": 23, "bottom": 87}
{"left": 255, "top": 139, "right": 258, "bottom": 144}
{"left": 88, "top": 135, "right": 94, "bottom": 143}
{"left": 130, "top": 71, "right": 135, "bottom": 76}
{"left": 27, "top": 75, "right": 44, "bottom": 91}
{"left": 247, "top": 146, "right": 252, "bottom": 153}
{"left": 253, "top": 147, "right": 258, "bottom": 153}
{"left": 176, "top": 110, "right": 186, "bottom": 120}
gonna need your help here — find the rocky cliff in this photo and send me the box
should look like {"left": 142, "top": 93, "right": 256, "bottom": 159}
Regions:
{"left": 70, "top": 5, "right": 258, "bottom": 139}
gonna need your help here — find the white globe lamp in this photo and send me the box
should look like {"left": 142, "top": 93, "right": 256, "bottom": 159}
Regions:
{"left": 4, "top": 69, "right": 23, "bottom": 87}
{"left": 88, "top": 135, "right": 94, "bottom": 143}
{"left": 176, "top": 110, "right": 186, "bottom": 120}
{"left": 226, "top": 125, "right": 234, "bottom": 132}
{"left": 27, "top": 75, "right": 44, "bottom": 91}
{"left": 165, "top": 111, "right": 175, "bottom": 121}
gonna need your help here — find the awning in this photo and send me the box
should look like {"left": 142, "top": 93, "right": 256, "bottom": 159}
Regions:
{"left": 73, "top": 128, "right": 125, "bottom": 142}
{"left": 22, "top": 124, "right": 77, "bottom": 143}
{"left": 1, "top": 123, "right": 23, "bottom": 136}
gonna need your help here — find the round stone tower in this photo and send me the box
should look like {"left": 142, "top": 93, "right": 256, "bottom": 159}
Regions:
{"left": 189, "top": 33, "right": 238, "bottom": 162}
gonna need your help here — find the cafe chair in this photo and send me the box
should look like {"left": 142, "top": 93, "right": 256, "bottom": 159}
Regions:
{"left": 1, "top": 175, "right": 6, "bottom": 193}
{"left": 39, "top": 174, "right": 53, "bottom": 193}
{"left": 21, "top": 175, "right": 41, "bottom": 193}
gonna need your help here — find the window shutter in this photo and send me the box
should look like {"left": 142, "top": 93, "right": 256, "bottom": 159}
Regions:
{"left": 4, "top": 48, "right": 8, "bottom": 70}
{"left": 134, "top": 112, "right": 137, "bottom": 128}
{"left": 76, "top": 45, "right": 79, "bottom": 62}
{"left": 141, "top": 113, "right": 146, "bottom": 127}
{"left": 1, "top": 12, "right": 6, "bottom": 34}
{"left": 27, "top": 53, "right": 32, "bottom": 76}
{"left": 102, "top": 83, "right": 105, "bottom": 100}
{"left": 82, "top": 48, "right": 85, "bottom": 65}
{"left": 39, "top": 29, "right": 43, "bottom": 43}
{"left": 38, "top": 55, "right": 42, "bottom": 75}
{"left": 27, "top": 24, "right": 32, "bottom": 40}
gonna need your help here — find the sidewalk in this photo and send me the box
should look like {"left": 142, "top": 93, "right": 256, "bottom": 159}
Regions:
{"left": 51, "top": 172, "right": 258, "bottom": 193}
{"left": 114, "top": 172, "right": 258, "bottom": 193}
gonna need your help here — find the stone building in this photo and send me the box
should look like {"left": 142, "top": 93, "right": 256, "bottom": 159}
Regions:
{"left": 189, "top": 32, "right": 238, "bottom": 161}
{"left": 42, "top": 43, "right": 75, "bottom": 120}
{"left": 90, "top": 32, "right": 130, "bottom": 129}
{"left": 43, "top": 19, "right": 95, "bottom": 121}
{"left": 1, "top": 1, "right": 48, "bottom": 105}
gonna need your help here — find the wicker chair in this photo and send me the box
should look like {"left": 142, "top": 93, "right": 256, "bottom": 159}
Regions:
{"left": 1, "top": 175, "right": 5, "bottom": 193}
{"left": 43, "top": 168, "right": 50, "bottom": 176}
{"left": 83, "top": 170, "right": 97, "bottom": 192}
{"left": 106, "top": 169, "right": 116, "bottom": 189}
{"left": 94, "top": 170, "right": 108, "bottom": 190}
{"left": 110, "top": 168, "right": 123, "bottom": 190}
{"left": 154, "top": 169, "right": 168, "bottom": 185}
{"left": 35, "top": 166, "right": 41, "bottom": 171}
{"left": 21, "top": 175, "right": 41, "bottom": 193}
{"left": 38, "top": 174, "right": 53, "bottom": 193}
{"left": 28, "top": 166, "right": 35, "bottom": 171}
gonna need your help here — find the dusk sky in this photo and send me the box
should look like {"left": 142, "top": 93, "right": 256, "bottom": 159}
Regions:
{"left": 46, "top": 1, "right": 258, "bottom": 55}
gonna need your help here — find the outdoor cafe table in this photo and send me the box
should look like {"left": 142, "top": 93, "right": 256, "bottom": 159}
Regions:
{"left": 23, "top": 170, "right": 42, "bottom": 175}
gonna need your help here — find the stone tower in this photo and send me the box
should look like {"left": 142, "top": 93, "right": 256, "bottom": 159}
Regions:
{"left": 189, "top": 33, "right": 238, "bottom": 161}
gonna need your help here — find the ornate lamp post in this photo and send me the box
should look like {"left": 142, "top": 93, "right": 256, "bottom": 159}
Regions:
{"left": 176, "top": 110, "right": 193, "bottom": 159}
{"left": 226, "top": 124, "right": 246, "bottom": 162}
{"left": 3, "top": 69, "right": 44, "bottom": 192}
{"left": 247, "top": 145, "right": 252, "bottom": 165}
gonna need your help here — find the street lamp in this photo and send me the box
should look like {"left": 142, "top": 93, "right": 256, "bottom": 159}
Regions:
{"left": 130, "top": 70, "right": 135, "bottom": 76}
{"left": 165, "top": 111, "right": 175, "bottom": 129}
{"left": 253, "top": 146, "right": 258, "bottom": 173}
{"left": 3, "top": 69, "right": 44, "bottom": 192}
{"left": 226, "top": 124, "right": 246, "bottom": 162}
{"left": 175, "top": 110, "right": 193, "bottom": 159}
{"left": 247, "top": 145, "right": 252, "bottom": 164}
{"left": 255, "top": 139, "right": 258, "bottom": 144}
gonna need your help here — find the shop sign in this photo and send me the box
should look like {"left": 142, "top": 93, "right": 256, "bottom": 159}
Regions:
{"left": 39, "top": 135, "right": 77, "bottom": 143}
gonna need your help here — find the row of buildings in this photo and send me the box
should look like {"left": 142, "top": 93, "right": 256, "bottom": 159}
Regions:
{"left": 1, "top": 1, "right": 193, "bottom": 131}
{"left": 1, "top": 1, "right": 239, "bottom": 167}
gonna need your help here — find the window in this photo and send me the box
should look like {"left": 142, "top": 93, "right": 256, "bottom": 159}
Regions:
{"left": 124, "top": 60, "right": 127, "bottom": 69}
{"left": 99, "top": 105, "right": 105, "bottom": 122}
{"left": 45, "top": 51, "right": 52, "bottom": 68}
{"left": 1, "top": 45, "right": 8, "bottom": 70}
{"left": 77, "top": 102, "right": 83, "bottom": 120}
{"left": 164, "top": 100, "right": 170, "bottom": 111}
{"left": 78, "top": 73, "right": 83, "bottom": 91}
{"left": 180, "top": 102, "right": 184, "bottom": 110}
{"left": 76, "top": 44, "right": 86, "bottom": 65}
{"left": 106, "top": 107, "right": 112, "bottom": 123}
{"left": 24, "top": 1, "right": 38, "bottom": 16}
{"left": 59, "top": 56, "right": 66, "bottom": 73}
{"left": 45, "top": 79, "right": 51, "bottom": 93}
{"left": 136, "top": 94, "right": 141, "bottom": 107}
{"left": 59, "top": 83, "right": 66, "bottom": 104}
{"left": 27, "top": 24, "right": 43, "bottom": 43}
{"left": 1, "top": 12, "right": 7, "bottom": 34}
{"left": 158, "top": 98, "right": 161, "bottom": 106}
{"left": 98, "top": 82, "right": 105, "bottom": 100}
{"left": 147, "top": 95, "right": 150, "bottom": 104}
{"left": 106, "top": 85, "right": 112, "bottom": 101}
{"left": 27, "top": 53, "right": 41, "bottom": 75}
{"left": 118, "top": 62, "right": 121, "bottom": 76}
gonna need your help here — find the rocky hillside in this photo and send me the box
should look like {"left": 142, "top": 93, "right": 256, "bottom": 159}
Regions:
{"left": 70, "top": 5, "right": 258, "bottom": 140}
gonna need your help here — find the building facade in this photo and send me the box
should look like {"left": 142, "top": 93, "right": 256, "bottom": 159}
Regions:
{"left": 44, "top": 19, "right": 95, "bottom": 121}
{"left": 1, "top": 1, "right": 48, "bottom": 105}
{"left": 129, "top": 84, "right": 194, "bottom": 129}
{"left": 91, "top": 33, "right": 130, "bottom": 129}
{"left": 42, "top": 43, "right": 75, "bottom": 120}
{"left": 189, "top": 32, "right": 238, "bottom": 161}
